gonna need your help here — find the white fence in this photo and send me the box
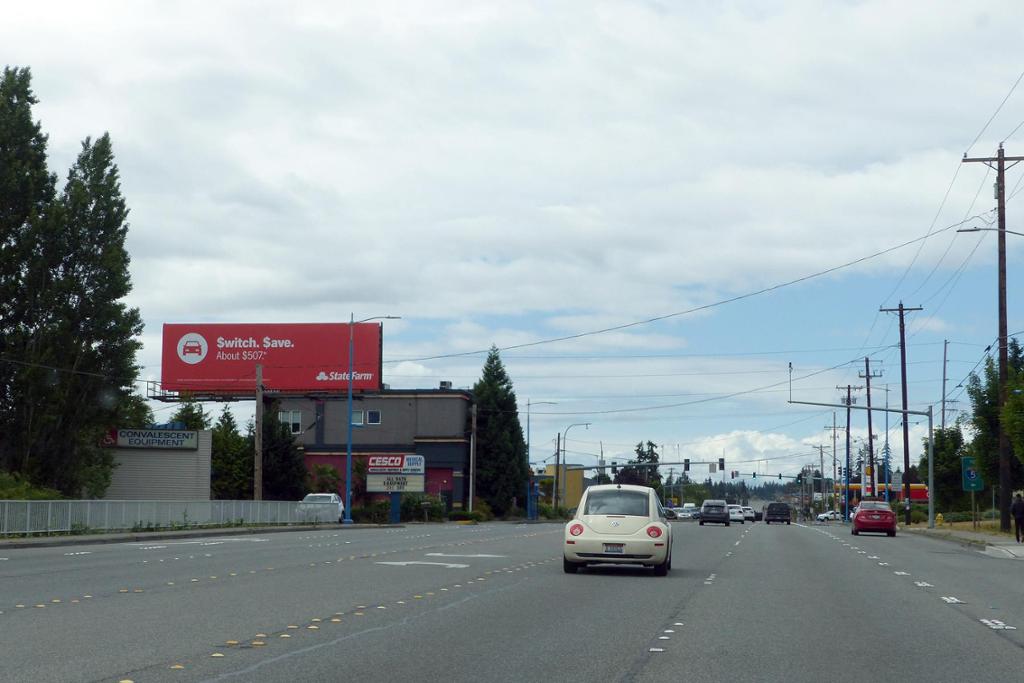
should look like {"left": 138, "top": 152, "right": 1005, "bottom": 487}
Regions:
{"left": 0, "top": 499, "right": 342, "bottom": 536}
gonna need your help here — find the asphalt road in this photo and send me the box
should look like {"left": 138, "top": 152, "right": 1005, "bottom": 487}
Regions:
{"left": 2, "top": 520, "right": 1023, "bottom": 682}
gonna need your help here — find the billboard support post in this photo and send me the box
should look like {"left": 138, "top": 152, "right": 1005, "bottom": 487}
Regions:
{"left": 254, "top": 364, "right": 263, "bottom": 501}
{"left": 344, "top": 318, "right": 355, "bottom": 524}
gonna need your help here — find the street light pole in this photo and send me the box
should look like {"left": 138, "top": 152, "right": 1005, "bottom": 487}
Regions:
{"left": 526, "top": 399, "right": 556, "bottom": 520}
{"left": 560, "top": 422, "right": 591, "bottom": 509}
{"left": 344, "top": 313, "right": 400, "bottom": 525}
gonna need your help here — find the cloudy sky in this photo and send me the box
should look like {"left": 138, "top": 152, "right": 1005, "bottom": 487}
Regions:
{"left": 7, "top": 1, "right": 1024, "bottom": 481}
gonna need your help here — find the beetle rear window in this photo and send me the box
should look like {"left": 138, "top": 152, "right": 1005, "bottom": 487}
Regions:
{"left": 584, "top": 490, "right": 649, "bottom": 516}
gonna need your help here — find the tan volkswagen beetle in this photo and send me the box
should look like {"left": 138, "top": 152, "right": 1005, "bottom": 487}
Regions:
{"left": 563, "top": 484, "right": 674, "bottom": 576}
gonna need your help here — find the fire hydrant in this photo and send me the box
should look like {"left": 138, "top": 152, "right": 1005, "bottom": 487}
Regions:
{"left": 935, "top": 513, "right": 944, "bottom": 526}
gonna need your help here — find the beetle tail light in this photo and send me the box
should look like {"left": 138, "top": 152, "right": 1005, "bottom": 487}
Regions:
{"left": 646, "top": 525, "right": 662, "bottom": 538}
{"left": 569, "top": 523, "right": 584, "bottom": 537}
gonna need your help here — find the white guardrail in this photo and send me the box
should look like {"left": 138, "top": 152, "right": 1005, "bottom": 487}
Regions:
{"left": 0, "top": 499, "right": 342, "bottom": 536}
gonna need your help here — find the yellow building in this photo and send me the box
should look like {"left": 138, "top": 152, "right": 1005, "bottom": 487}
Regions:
{"left": 544, "top": 464, "right": 586, "bottom": 509}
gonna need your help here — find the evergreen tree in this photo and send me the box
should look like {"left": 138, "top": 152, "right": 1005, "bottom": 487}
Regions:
{"left": 0, "top": 69, "right": 144, "bottom": 494}
{"left": 171, "top": 397, "right": 212, "bottom": 430}
{"left": 211, "top": 406, "right": 252, "bottom": 499}
{"left": 965, "top": 344, "right": 1024, "bottom": 493}
{"left": 253, "top": 402, "right": 307, "bottom": 501}
{"left": 919, "top": 425, "right": 968, "bottom": 511}
{"left": 472, "top": 347, "right": 528, "bottom": 516}
{"left": 0, "top": 66, "right": 57, "bottom": 476}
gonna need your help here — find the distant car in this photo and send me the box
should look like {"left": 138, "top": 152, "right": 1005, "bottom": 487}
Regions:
{"left": 563, "top": 484, "right": 674, "bottom": 576}
{"left": 742, "top": 506, "right": 755, "bottom": 522}
{"left": 817, "top": 510, "right": 842, "bottom": 522}
{"left": 763, "top": 502, "right": 792, "bottom": 525}
{"left": 182, "top": 340, "right": 203, "bottom": 356}
{"left": 852, "top": 500, "right": 897, "bottom": 537}
{"left": 728, "top": 504, "right": 745, "bottom": 524}
{"left": 699, "top": 499, "right": 730, "bottom": 526}
{"left": 676, "top": 503, "right": 698, "bottom": 520}
{"left": 297, "top": 493, "right": 344, "bottom": 523}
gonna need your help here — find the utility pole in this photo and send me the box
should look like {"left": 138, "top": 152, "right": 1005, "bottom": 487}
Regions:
{"left": 941, "top": 339, "right": 949, "bottom": 430}
{"left": 469, "top": 403, "right": 477, "bottom": 513}
{"left": 881, "top": 302, "right": 923, "bottom": 525}
{"left": 554, "top": 432, "right": 561, "bottom": 510}
{"left": 826, "top": 413, "right": 843, "bottom": 512}
{"left": 962, "top": 144, "right": 1023, "bottom": 533}
{"left": 254, "top": 364, "right": 264, "bottom": 501}
{"left": 819, "top": 445, "right": 826, "bottom": 515}
{"left": 838, "top": 385, "right": 861, "bottom": 520}
{"left": 859, "top": 358, "right": 883, "bottom": 497}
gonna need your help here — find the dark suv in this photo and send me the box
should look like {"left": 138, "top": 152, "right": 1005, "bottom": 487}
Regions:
{"left": 699, "top": 499, "right": 730, "bottom": 526}
{"left": 763, "top": 502, "right": 792, "bottom": 525}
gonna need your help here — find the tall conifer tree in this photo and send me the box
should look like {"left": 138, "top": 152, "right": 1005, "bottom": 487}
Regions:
{"left": 472, "top": 346, "right": 527, "bottom": 516}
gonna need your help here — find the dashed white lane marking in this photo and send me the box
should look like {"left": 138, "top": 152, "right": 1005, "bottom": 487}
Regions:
{"left": 63, "top": 551, "right": 92, "bottom": 556}
{"left": 878, "top": 562, "right": 890, "bottom": 566}
{"left": 425, "top": 553, "right": 506, "bottom": 558}
{"left": 868, "top": 555, "right": 879, "bottom": 559}
{"left": 894, "top": 571, "right": 910, "bottom": 576}
{"left": 375, "top": 561, "right": 470, "bottom": 569}
{"left": 941, "top": 597, "right": 965, "bottom": 604}
{"left": 914, "top": 581, "right": 934, "bottom": 588}
{"left": 649, "top": 648, "right": 665, "bottom": 653}
{"left": 981, "top": 619, "right": 1017, "bottom": 630}
{"left": 734, "top": 541, "right": 741, "bottom": 546}
{"left": 0, "top": 558, "right": 7, "bottom": 561}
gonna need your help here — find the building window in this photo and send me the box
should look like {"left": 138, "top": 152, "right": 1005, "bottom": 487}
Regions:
{"left": 367, "top": 410, "right": 381, "bottom": 425}
{"left": 278, "top": 410, "right": 302, "bottom": 434}
{"left": 351, "top": 410, "right": 363, "bottom": 426}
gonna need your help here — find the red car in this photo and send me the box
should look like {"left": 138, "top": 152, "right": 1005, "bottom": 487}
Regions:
{"left": 182, "top": 340, "right": 203, "bottom": 356}
{"left": 852, "top": 500, "right": 896, "bottom": 537}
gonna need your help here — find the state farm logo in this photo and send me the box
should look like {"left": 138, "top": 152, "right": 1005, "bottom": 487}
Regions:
{"left": 316, "top": 371, "right": 329, "bottom": 381}
{"left": 176, "top": 333, "right": 208, "bottom": 365}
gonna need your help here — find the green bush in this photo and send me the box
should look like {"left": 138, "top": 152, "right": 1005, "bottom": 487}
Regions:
{"left": 0, "top": 471, "right": 62, "bottom": 500}
{"left": 472, "top": 497, "right": 494, "bottom": 521}
{"left": 350, "top": 501, "right": 390, "bottom": 524}
{"left": 538, "top": 503, "right": 570, "bottom": 520}
{"left": 448, "top": 510, "right": 485, "bottom": 522}
{"left": 400, "top": 494, "right": 446, "bottom": 522}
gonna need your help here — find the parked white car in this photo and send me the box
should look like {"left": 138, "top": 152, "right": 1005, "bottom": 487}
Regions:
{"left": 297, "top": 493, "right": 344, "bottom": 523}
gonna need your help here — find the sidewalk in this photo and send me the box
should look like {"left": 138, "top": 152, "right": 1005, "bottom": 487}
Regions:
{"left": 0, "top": 522, "right": 396, "bottom": 550}
{"left": 903, "top": 525, "right": 1024, "bottom": 559}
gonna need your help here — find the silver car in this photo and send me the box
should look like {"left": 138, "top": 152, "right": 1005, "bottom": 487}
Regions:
{"left": 297, "top": 493, "right": 345, "bottom": 523}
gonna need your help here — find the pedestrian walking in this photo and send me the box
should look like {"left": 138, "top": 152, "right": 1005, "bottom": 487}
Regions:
{"left": 1011, "top": 493, "right": 1024, "bottom": 543}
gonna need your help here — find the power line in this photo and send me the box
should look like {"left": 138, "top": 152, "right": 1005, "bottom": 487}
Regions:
{"left": 386, "top": 213, "right": 992, "bottom": 364}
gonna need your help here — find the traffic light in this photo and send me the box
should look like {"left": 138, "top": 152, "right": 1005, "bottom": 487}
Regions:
{"left": 718, "top": 457, "right": 725, "bottom": 470}
{"left": 684, "top": 459, "right": 690, "bottom": 472}
{"left": 731, "top": 471, "right": 736, "bottom": 479}
{"left": 796, "top": 473, "right": 803, "bottom": 484}
{"left": 752, "top": 472, "right": 757, "bottom": 478}
{"left": 611, "top": 461, "right": 618, "bottom": 474}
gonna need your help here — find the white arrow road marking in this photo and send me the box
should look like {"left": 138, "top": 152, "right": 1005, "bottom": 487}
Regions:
{"left": 425, "top": 553, "right": 506, "bottom": 558}
{"left": 375, "top": 561, "right": 470, "bottom": 569}
{"left": 981, "top": 619, "right": 1017, "bottom": 630}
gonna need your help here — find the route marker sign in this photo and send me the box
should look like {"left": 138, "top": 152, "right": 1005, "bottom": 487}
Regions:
{"left": 962, "top": 456, "right": 984, "bottom": 492}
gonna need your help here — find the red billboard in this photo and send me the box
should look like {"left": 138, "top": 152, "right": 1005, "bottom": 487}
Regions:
{"left": 161, "top": 323, "right": 382, "bottom": 394}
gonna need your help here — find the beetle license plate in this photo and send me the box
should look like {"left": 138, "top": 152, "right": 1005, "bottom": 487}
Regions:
{"left": 603, "top": 543, "right": 624, "bottom": 554}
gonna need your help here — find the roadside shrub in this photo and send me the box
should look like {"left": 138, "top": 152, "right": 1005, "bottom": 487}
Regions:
{"left": 0, "top": 471, "right": 62, "bottom": 500}
{"left": 448, "top": 510, "right": 485, "bottom": 522}
{"left": 350, "top": 501, "right": 390, "bottom": 524}
{"left": 472, "top": 497, "right": 494, "bottom": 521}
{"left": 538, "top": 504, "right": 570, "bottom": 520}
{"left": 400, "top": 494, "right": 445, "bottom": 522}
